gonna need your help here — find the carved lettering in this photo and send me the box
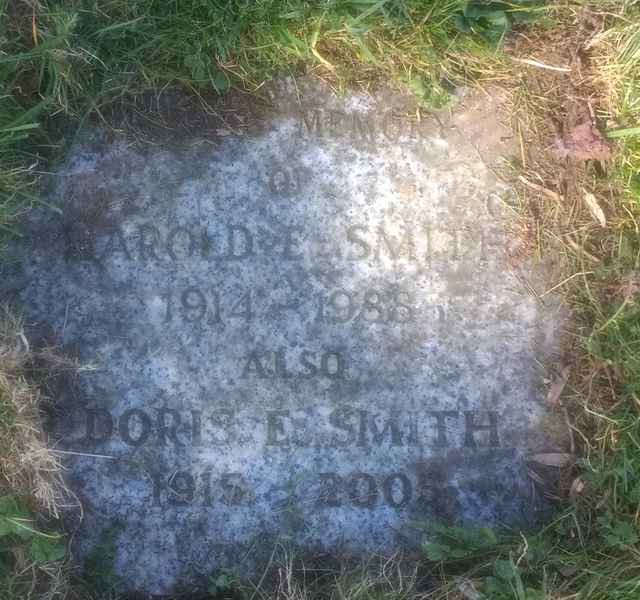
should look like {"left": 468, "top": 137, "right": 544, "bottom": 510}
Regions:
{"left": 241, "top": 349, "right": 345, "bottom": 379}
{"left": 119, "top": 409, "right": 152, "bottom": 447}
{"left": 58, "top": 407, "right": 503, "bottom": 449}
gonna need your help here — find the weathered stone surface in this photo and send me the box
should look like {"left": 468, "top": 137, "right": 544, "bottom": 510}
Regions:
{"left": 3, "top": 80, "right": 567, "bottom": 595}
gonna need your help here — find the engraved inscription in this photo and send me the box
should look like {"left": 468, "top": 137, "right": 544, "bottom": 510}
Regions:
{"left": 50, "top": 407, "right": 501, "bottom": 450}
{"left": 90, "top": 221, "right": 504, "bottom": 266}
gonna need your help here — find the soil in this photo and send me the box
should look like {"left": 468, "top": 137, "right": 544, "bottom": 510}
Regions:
{"left": 506, "top": 7, "right": 616, "bottom": 210}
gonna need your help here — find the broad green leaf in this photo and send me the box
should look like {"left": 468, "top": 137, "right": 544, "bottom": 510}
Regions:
{"left": 0, "top": 496, "right": 35, "bottom": 539}
{"left": 0, "top": 551, "right": 11, "bottom": 578}
{"left": 212, "top": 71, "right": 230, "bottom": 93}
{"left": 422, "top": 542, "right": 451, "bottom": 561}
{"left": 494, "top": 558, "right": 517, "bottom": 581}
{"left": 30, "top": 536, "right": 66, "bottom": 563}
{"left": 454, "top": 15, "right": 472, "bottom": 33}
{"left": 465, "top": 5, "right": 508, "bottom": 20}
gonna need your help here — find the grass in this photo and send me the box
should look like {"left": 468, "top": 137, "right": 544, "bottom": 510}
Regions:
{"left": 0, "top": 308, "right": 70, "bottom": 598}
{"left": 0, "top": 0, "right": 514, "bottom": 232}
{"left": 1, "top": 0, "right": 640, "bottom": 598}
{"left": 0, "top": 308, "right": 65, "bottom": 514}
{"left": 419, "top": 4, "right": 640, "bottom": 598}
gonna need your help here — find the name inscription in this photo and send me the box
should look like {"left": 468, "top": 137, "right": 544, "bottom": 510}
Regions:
{"left": 68, "top": 220, "right": 504, "bottom": 266}
{"left": 52, "top": 407, "right": 500, "bottom": 450}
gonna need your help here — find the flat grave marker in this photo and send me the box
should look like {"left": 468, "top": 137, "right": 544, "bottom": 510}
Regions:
{"left": 3, "top": 80, "right": 567, "bottom": 595}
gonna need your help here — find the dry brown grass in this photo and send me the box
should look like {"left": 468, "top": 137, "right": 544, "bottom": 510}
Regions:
{"left": 0, "top": 306, "right": 80, "bottom": 598}
{"left": 244, "top": 547, "right": 427, "bottom": 600}
{"left": 0, "top": 306, "right": 68, "bottom": 517}
{"left": 494, "top": 3, "right": 637, "bottom": 467}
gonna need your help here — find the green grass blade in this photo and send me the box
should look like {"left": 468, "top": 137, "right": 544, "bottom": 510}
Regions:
{"left": 607, "top": 127, "right": 640, "bottom": 139}
{"left": 0, "top": 123, "right": 40, "bottom": 134}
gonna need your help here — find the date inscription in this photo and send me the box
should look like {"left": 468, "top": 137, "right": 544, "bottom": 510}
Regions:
{"left": 146, "top": 468, "right": 448, "bottom": 510}
{"left": 158, "top": 286, "right": 444, "bottom": 327}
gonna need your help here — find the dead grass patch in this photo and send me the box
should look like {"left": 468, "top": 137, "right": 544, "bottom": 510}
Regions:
{"left": 496, "top": 3, "right": 637, "bottom": 469}
{"left": 0, "top": 306, "right": 69, "bottom": 517}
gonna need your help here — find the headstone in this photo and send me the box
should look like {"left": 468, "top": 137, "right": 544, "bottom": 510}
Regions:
{"left": 4, "top": 80, "right": 567, "bottom": 595}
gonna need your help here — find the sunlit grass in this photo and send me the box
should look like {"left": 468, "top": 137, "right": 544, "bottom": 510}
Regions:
{"left": 1, "top": 1, "right": 640, "bottom": 599}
